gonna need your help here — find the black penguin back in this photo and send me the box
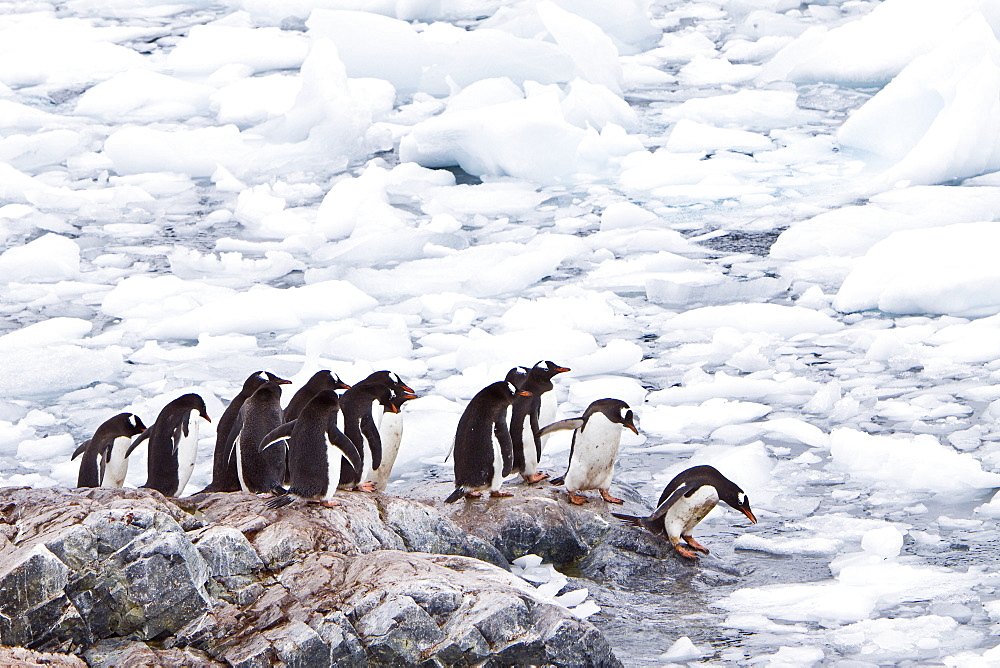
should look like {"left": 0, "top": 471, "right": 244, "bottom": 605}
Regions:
{"left": 283, "top": 370, "right": 350, "bottom": 422}
{"left": 136, "top": 393, "right": 210, "bottom": 497}
{"left": 236, "top": 380, "right": 286, "bottom": 493}
{"left": 452, "top": 380, "right": 519, "bottom": 490}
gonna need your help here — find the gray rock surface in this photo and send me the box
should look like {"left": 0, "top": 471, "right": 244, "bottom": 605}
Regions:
{"left": 0, "top": 485, "right": 630, "bottom": 666}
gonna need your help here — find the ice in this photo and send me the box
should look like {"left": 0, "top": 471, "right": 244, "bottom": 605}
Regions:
{"left": 103, "top": 125, "right": 250, "bottom": 178}
{"left": 0, "top": 233, "right": 80, "bottom": 282}
{"left": 829, "top": 428, "right": 1000, "bottom": 495}
{"left": 665, "top": 119, "right": 773, "bottom": 153}
{"left": 834, "top": 222, "right": 1000, "bottom": 317}
{"left": 509, "top": 553, "right": 599, "bottom": 619}
{"left": 660, "top": 636, "right": 708, "bottom": 661}
{"left": 167, "top": 24, "right": 308, "bottom": 75}
{"left": 75, "top": 70, "right": 214, "bottom": 122}
{"left": 761, "top": 0, "right": 999, "bottom": 86}
{"left": 641, "top": 398, "right": 771, "bottom": 441}
{"left": 667, "top": 303, "right": 842, "bottom": 337}
{"left": 733, "top": 534, "right": 842, "bottom": 557}
{"left": 837, "top": 13, "right": 1000, "bottom": 188}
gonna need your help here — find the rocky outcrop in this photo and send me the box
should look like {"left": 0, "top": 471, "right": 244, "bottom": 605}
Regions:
{"left": 0, "top": 485, "right": 624, "bottom": 666}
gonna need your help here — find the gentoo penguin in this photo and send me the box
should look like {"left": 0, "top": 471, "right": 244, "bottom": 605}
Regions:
{"left": 227, "top": 379, "right": 287, "bottom": 494}
{"left": 369, "top": 387, "right": 417, "bottom": 492}
{"left": 72, "top": 413, "right": 147, "bottom": 488}
{"left": 445, "top": 380, "right": 531, "bottom": 503}
{"left": 125, "top": 393, "right": 211, "bottom": 497}
{"left": 283, "top": 370, "right": 351, "bottom": 423}
{"left": 611, "top": 465, "right": 757, "bottom": 559}
{"left": 201, "top": 371, "right": 290, "bottom": 493}
{"left": 338, "top": 370, "right": 416, "bottom": 491}
{"left": 544, "top": 398, "right": 637, "bottom": 505}
{"left": 264, "top": 390, "right": 363, "bottom": 509}
{"left": 507, "top": 360, "right": 570, "bottom": 484}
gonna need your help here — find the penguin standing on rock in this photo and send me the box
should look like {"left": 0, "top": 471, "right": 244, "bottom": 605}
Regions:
{"left": 264, "top": 390, "right": 362, "bottom": 509}
{"left": 126, "top": 393, "right": 211, "bottom": 497}
{"left": 339, "top": 370, "right": 416, "bottom": 491}
{"left": 228, "top": 379, "right": 287, "bottom": 494}
{"left": 201, "top": 371, "right": 290, "bottom": 493}
{"left": 369, "top": 387, "right": 418, "bottom": 492}
{"left": 283, "top": 370, "right": 350, "bottom": 423}
{"left": 72, "top": 413, "right": 147, "bottom": 488}
{"left": 445, "top": 380, "right": 531, "bottom": 503}
{"left": 544, "top": 398, "right": 638, "bottom": 505}
{"left": 611, "top": 465, "right": 757, "bottom": 560}
{"left": 507, "top": 360, "right": 570, "bottom": 484}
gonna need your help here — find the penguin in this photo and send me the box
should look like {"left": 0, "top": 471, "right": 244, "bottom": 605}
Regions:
{"left": 226, "top": 379, "right": 287, "bottom": 494}
{"left": 338, "top": 381, "right": 395, "bottom": 492}
{"left": 125, "top": 393, "right": 211, "bottom": 497}
{"left": 611, "top": 465, "right": 757, "bottom": 560}
{"left": 72, "top": 413, "right": 147, "bottom": 488}
{"left": 201, "top": 371, "right": 290, "bottom": 493}
{"left": 283, "top": 370, "right": 351, "bottom": 423}
{"left": 507, "top": 360, "right": 570, "bottom": 484}
{"left": 445, "top": 380, "right": 531, "bottom": 503}
{"left": 368, "top": 387, "right": 417, "bottom": 492}
{"left": 543, "top": 398, "right": 638, "bottom": 505}
{"left": 263, "top": 390, "right": 363, "bottom": 508}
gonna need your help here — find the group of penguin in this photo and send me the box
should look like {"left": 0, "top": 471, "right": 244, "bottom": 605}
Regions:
{"left": 72, "top": 361, "right": 757, "bottom": 560}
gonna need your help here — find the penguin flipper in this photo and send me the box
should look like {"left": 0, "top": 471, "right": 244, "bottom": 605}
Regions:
{"left": 124, "top": 429, "right": 152, "bottom": 458}
{"left": 331, "top": 429, "right": 363, "bottom": 477}
{"left": 223, "top": 414, "right": 244, "bottom": 464}
{"left": 360, "top": 416, "right": 382, "bottom": 470}
{"left": 496, "top": 420, "right": 514, "bottom": 478}
{"left": 266, "top": 491, "right": 293, "bottom": 509}
{"left": 610, "top": 512, "right": 644, "bottom": 527}
{"left": 71, "top": 440, "right": 90, "bottom": 460}
{"left": 645, "top": 482, "right": 696, "bottom": 526}
{"left": 260, "top": 422, "right": 295, "bottom": 453}
{"left": 444, "top": 487, "right": 465, "bottom": 504}
{"left": 444, "top": 438, "right": 455, "bottom": 462}
{"left": 539, "top": 418, "right": 584, "bottom": 437}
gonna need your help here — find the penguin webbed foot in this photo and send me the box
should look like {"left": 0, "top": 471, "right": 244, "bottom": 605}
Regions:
{"left": 672, "top": 543, "right": 701, "bottom": 560}
{"left": 599, "top": 489, "right": 624, "bottom": 504}
{"left": 548, "top": 475, "right": 566, "bottom": 486}
{"left": 320, "top": 499, "right": 340, "bottom": 508}
{"left": 356, "top": 481, "right": 377, "bottom": 492}
{"left": 489, "top": 490, "right": 513, "bottom": 498}
{"left": 682, "top": 535, "right": 710, "bottom": 554}
{"left": 568, "top": 492, "right": 588, "bottom": 505}
{"left": 522, "top": 472, "right": 549, "bottom": 484}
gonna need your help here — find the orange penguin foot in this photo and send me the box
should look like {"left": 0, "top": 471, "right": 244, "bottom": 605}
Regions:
{"left": 489, "top": 490, "right": 514, "bottom": 498}
{"left": 321, "top": 499, "right": 340, "bottom": 508}
{"left": 673, "top": 543, "right": 700, "bottom": 560}
{"left": 523, "top": 472, "right": 550, "bottom": 484}
{"left": 465, "top": 491, "right": 483, "bottom": 499}
{"left": 356, "top": 481, "right": 376, "bottom": 492}
{"left": 599, "top": 489, "right": 624, "bottom": 504}
{"left": 683, "top": 535, "right": 710, "bottom": 554}
{"left": 569, "top": 492, "right": 589, "bottom": 505}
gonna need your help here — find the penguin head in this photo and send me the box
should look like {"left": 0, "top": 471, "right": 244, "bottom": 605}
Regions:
{"left": 538, "top": 360, "right": 570, "bottom": 377}
{"left": 264, "top": 371, "right": 292, "bottom": 385}
{"left": 171, "top": 393, "right": 211, "bottom": 423}
{"left": 723, "top": 487, "right": 757, "bottom": 524}
{"left": 127, "top": 413, "right": 147, "bottom": 435}
{"left": 506, "top": 380, "right": 531, "bottom": 398}
{"left": 590, "top": 399, "right": 638, "bottom": 434}
{"left": 505, "top": 366, "right": 529, "bottom": 389}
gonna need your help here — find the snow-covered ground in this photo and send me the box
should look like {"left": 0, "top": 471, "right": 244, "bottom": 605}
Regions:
{"left": 3, "top": 0, "right": 1000, "bottom": 663}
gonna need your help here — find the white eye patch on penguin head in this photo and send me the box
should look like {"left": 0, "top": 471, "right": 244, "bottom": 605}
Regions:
{"left": 506, "top": 381, "right": 517, "bottom": 395}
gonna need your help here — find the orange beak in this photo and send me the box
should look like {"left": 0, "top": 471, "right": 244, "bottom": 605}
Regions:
{"left": 741, "top": 507, "right": 757, "bottom": 524}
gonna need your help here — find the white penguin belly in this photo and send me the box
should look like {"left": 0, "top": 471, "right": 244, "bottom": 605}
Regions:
{"left": 324, "top": 437, "right": 344, "bottom": 502}
{"left": 521, "top": 421, "right": 538, "bottom": 475}
{"left": 564, "top": 416, "right": 622, "bottom": 492}
{"left": 235, "top": 433, "right": 249, "bottom": 493}
{"left": 373, "top": 414, "right": 403, "bottom": 491}
{"left": 175, "top": 411, "right": 200, "bottom": 495}
{"left": 490, "top": 428, "right": 504, "bottom": 492}
{"left": 102, "top": 436, "right": 132, "bottom": 488}
{"left": 360, "top": 432, "right": 374, "bottom": 482}
{"left": 664, "top": 486, "right": 720, "bottom": 540}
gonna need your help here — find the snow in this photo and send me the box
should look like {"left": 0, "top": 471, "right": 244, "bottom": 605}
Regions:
{"left": 3, "top": 0, "right": 1000, "bottom": 663}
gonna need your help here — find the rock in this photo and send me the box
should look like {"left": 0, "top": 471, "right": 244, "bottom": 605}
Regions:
{"left": 0, "top": 646, "right": 87, "bottom": 666}
{"left": 0, "top": 485, "right": 625, "bottom": 665}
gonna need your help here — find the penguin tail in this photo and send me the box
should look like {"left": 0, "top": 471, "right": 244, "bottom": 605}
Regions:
{"left": 548, "top": 475, "right": 566, "bottom": 486}
{"left": 266, "top": 492, "right": 293, "bottom": 510}
{"left": 444, "top": 487, "right": 465, "bottom": 504}
{"left": 610, "top": 512, "right": 644, "bottom": 527}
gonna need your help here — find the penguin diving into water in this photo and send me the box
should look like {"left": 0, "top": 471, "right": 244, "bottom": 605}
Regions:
{"left": 263, "top": 390, "right": 362, "bottom": 509}
{"left": 72, "top": 412, "right": 147, "bottom": 488}
{"left": 445, "top": 380, "right": 531, "bottom": 503}
{"left": 125, "top": 393, "right": 211, "bottom": 497}
{"left": 506, "top": 360, "right": 569, "bottom": 484}
{"left": 612, "top": 465, "right": 757, "bottom": 560}
{"left": 544, "top": 398, "right": 638, "bottom": 505}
